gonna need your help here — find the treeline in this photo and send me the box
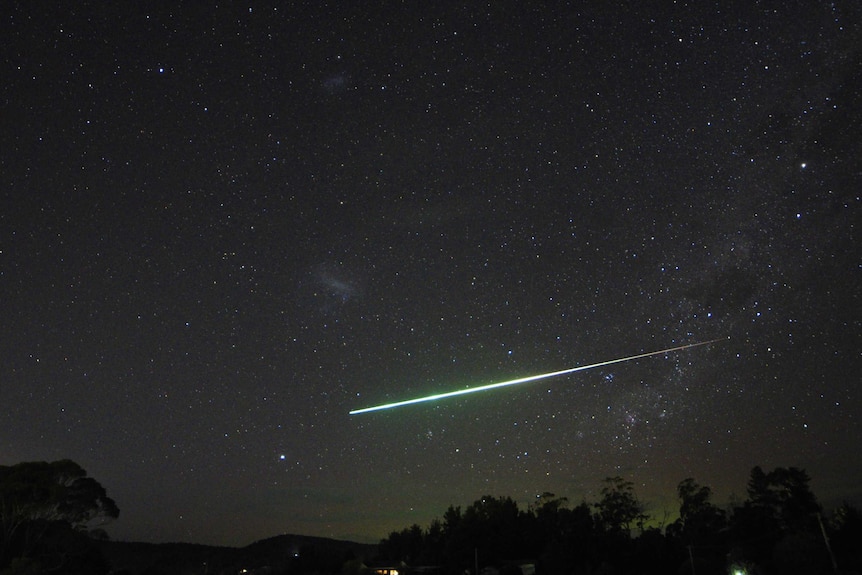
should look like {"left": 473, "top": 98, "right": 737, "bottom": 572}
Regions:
{"left": 377, "top": 467, "right": 862, "bottom": 575}
{"left": 3, "top": 460, "right": 861, "bottom": 575}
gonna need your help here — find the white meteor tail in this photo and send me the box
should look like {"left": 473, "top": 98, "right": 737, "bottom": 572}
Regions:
{"left": 349, "top": 337, "right": 729, "bottom": 415}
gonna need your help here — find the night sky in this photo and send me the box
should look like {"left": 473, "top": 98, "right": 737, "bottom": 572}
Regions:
{"left": 2, "top": 2, "right": 860, "bottom": 547}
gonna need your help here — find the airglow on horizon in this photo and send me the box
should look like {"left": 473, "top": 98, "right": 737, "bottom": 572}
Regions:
{"left": 349, "top": 337, "right": 729, "bottom": 415}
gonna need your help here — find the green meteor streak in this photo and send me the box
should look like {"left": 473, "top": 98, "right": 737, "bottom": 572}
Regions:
{"left": 349, "top": 337, "right": 729, "bottom": 415}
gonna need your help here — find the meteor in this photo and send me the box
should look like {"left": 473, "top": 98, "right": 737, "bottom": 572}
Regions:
{"left": 349, "top": 337, "right": 728, "bottom": 415}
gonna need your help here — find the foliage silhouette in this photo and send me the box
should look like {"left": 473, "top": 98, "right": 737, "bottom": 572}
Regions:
{"left": 0, "top": 459, "right": 118, "bottom": 573}
{"left": 666, "top": 478, "right": 728, "bottom": 575}
{"left": 593, "top": 476, "right": 648, "bottom": 536}
{"left": 377, "top": 466, "right": 859, "bottom": 575}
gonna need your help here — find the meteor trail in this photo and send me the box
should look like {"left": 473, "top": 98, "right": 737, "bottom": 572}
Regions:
{"left": 349, "top": 337, "right": 729, "bottom": 415}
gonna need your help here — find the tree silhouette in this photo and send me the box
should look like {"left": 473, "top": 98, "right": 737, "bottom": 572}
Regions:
{"left": 421, "top": 518, "right": 445, "bottom": 565}
{"left": 524, "top": 492, "right": 568, "bottom": 560}
{"left": 536, "top": 500, "right": 598, "bottom": 575}
{"left": 457, "top": 495, "right": 524, "bottom": 569}
{"left": 666, "top": 478, "right": 727, "bottom": 575}
{"left": 670, "top": 478, "right": 727, "bottom": 543}
{"left": 378, "top": 523, "right": 424, "bottom": 564}
{"left": 729, "top": 466, "right": 825, "bottom": 573}
{"left": 593, "top": 476, "right": 647, "bottom": 536}
{"left": 745, "top": 466, "right": 820, "bottom": 531}
{"left": 0, "top": 459, "right": 118, "bottom": 571}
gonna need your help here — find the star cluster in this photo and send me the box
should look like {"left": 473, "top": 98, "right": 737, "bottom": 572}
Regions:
{"left": 1, "top": 2, "right": 859, "bottom": 546}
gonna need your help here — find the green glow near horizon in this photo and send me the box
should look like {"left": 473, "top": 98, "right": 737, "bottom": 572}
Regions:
{"left": 349, "top": 337, "right": 729, "bottom": 415}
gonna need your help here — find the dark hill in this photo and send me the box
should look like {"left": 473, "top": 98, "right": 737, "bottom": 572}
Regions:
{"left": 98, "top": 534, "right": 379, "bottom": 575}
